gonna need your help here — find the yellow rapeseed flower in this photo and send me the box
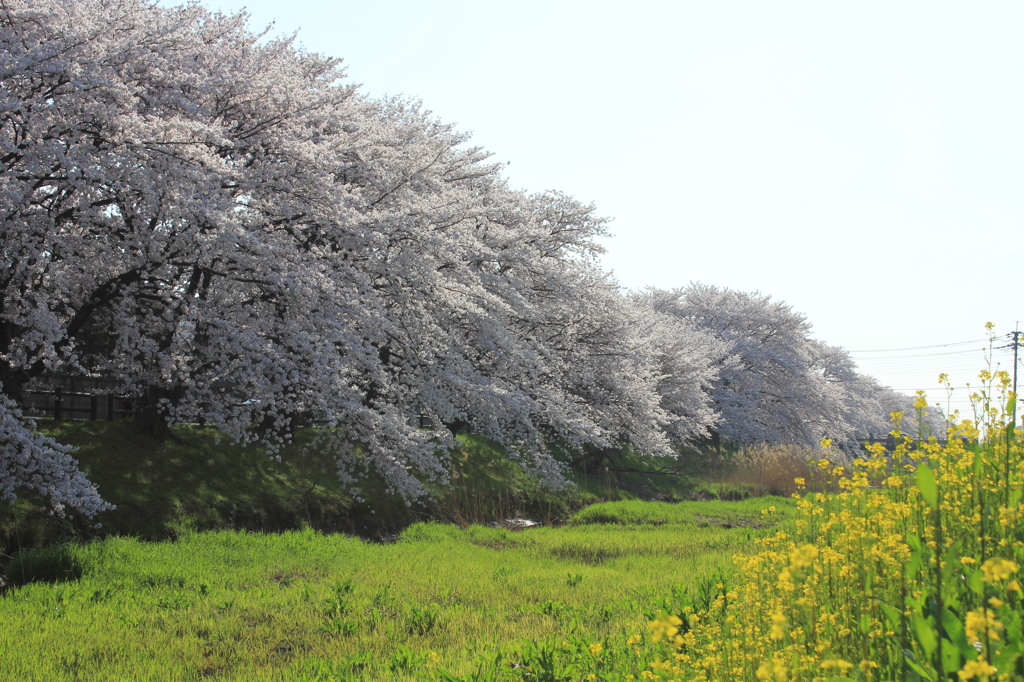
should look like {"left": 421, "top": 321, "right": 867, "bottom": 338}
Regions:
{"left": 769, "top": 610, "right": 787, "bottom": 640}
{"left": 958, "top": 658, "right": 997, "bottom": 680}
{"left": 859, "top": 659, "right": 879, "bottom": 673}
{"left": 756, "top": 659, "right": 788, "bottom": 681}
{"left": 965, "top": 608, "right": 1004, "bottom": 644}
{"left": 649, "top": 614, "right": 683, "bottom": 643}
{"left": 641, "top": 389, "right": 1022, "bottom": 682}
{"left": 789, "top": 544, "right": 818, "bottom": 569}
{"left": 981, "top": 557, "right": 1018, "bottom": 583}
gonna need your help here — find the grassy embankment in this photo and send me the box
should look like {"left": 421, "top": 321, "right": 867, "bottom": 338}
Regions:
{"left": 2, "top": 419, "right": 580, "bottom": 551}
{"left": 1, "top": 419, "right": 788, "bottom": 553}
{"left": 0, "top": 498, "right": 796, "bottom": 680}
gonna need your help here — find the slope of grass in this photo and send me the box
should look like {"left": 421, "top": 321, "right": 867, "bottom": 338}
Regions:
{"left": 5, "top": 420, "right": 725, "bottom": 555}
{"left": 0, "top": 498, "right": 797, "bottom": 680}
{"left": 1, "top": 420, "right": 366, "bottom": 553}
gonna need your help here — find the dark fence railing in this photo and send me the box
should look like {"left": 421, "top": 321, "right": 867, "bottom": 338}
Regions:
{"left": 20, "top": 376, "right": 135, "bottom": 421}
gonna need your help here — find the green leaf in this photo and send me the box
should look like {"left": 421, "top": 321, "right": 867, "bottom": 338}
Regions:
{"left": 941, "top": 643, "right": 962, "bottom": 677}
{"left": 967, "top": 568, "right": 984, "bottom": 596}
{"left": 941, "top": 607, "right": 965, "bottom": 647}
{"left": 878, "top": 600, "right": 903, "bottom": 630}
{"left": 907, "top": 552, "right": 923, "bottom": 581}
{"left": 993, "top": 649, "right": 1021, "bottom": 677}
{"left": 913, "top": 612, "right": 938, "bottom": 659}
{"left": 859, "top": 611, "right": 873, "bottom": 635}
{"left": 903, "top": 653, "right": 936, "bottom": 681}
{"left": 905, "top": 533, "right": 925, "bottom": 580}
{"left": 942, "top": 544, "right": 961, "bottom": 591}
{"left": 917, "top": 463, "right": 939, "bottom": 510}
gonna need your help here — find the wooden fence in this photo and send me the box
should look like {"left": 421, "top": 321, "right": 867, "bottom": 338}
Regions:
{"left": 20, "top": 375, "right": 134, "bottom": 421}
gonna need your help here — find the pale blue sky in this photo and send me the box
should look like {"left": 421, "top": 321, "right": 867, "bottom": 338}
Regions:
{"left": 182, "top": 0, "right": 1022, "bottom": 409}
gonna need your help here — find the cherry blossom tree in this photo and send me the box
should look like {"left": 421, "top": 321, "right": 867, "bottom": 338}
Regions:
{"left": 0, "top": 0, "right": 924, "bottom": 518}
{"left": 1, "top": 0, "right": 379, "bottom": 510}
{"left": 0, "top": 0, "right": 684, "bottom": 509}
{"left": 0, "top": 390, "right": 110, "bottom": 517}
{"left": 809, "top": 340, "right": 947, "bottom": 450}
{"left": 655, "top": 284, "right": 875, "bottom": 449}
{"left": 632, "top": 289, "right": 731, "bottom": 443}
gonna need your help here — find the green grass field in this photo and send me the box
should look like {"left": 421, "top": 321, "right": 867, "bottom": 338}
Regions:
{"left": 0, "top": 498, "right": 795, "bottom": 680}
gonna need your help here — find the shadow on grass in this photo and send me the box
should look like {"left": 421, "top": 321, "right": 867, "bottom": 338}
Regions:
{"left": 3, "top": 544, "right": 82, "bottom": 588}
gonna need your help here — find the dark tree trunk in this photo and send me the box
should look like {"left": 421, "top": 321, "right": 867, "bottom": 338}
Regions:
{"left": 445, "top": 419, "right": 471, "bottom": 437}
{"left": 136, "top": 385, "right": 174, "bottom": 441}
{"left": 0, "top": 365, "right": 29, "bottom": 405}
{"left": 575, "top": 446, "right": 619, "bottom": 474}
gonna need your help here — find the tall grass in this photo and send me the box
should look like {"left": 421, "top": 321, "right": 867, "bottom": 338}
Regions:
{"left": 710, "top": 444, "right": 815, "bottom": 498}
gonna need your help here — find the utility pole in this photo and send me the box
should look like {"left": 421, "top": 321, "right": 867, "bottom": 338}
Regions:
{"left": 1012, "top": 326, "right": 1020, "bottom": 429}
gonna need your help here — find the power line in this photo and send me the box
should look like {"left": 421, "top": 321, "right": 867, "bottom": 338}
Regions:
{"left": 853, "top": 348, "right": 1012, "bottom": 361}
{"left": 848, "top": 338, "right": 991, "bottom": 353}
{"left": 888, "top": 387, "right": 1001, "bottom": 392}
{"left": 853, "top": 347, "right": 1015, "bottom": 366}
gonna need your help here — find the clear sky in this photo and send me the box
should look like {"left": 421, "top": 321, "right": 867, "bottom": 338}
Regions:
{"left": 184, "top": 0, "right": 1022, "bottom": 414}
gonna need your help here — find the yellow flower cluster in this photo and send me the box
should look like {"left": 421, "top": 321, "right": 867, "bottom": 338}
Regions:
{"left": 981, "top": 558, "right": 1018, "bottom": 584}
{"left": 640, "top": 380, "right": 1023, "bottom": 680}
{"left": 959, "top": 658, "right": 998, "bottom": 680}
{"left": 965, "top": 608, "right": 1003, "bottom": 645}
{"left": 648, "top": 614, "right": 684, "bottom": 645}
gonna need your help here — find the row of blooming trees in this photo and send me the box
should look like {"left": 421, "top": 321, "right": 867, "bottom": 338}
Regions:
{"left": 642, "top": 286, "right": 935, "bottom": 450}
{"left": 0, "top": 0, "right": 921, "bottom": 516}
